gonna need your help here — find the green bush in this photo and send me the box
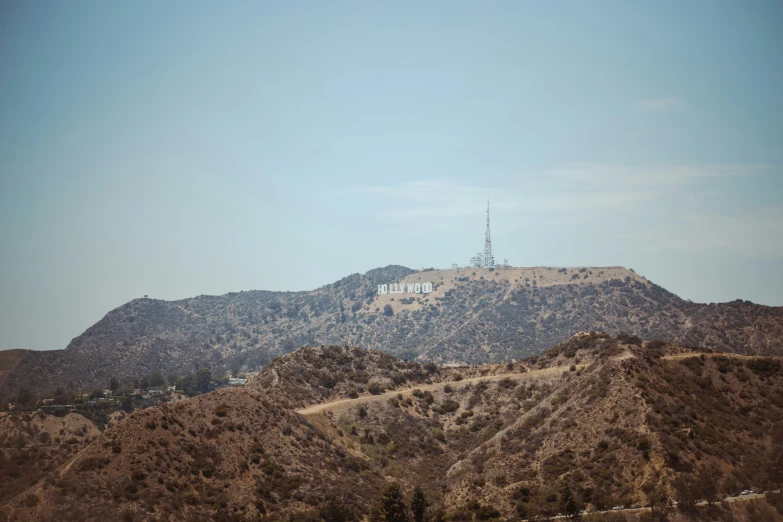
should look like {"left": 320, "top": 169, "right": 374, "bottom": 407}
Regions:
{"left": 437, "top": 399, "right": 460, "bottom": 414}
{"left": 746, "top": 358, "right": 780, "bottom": 379}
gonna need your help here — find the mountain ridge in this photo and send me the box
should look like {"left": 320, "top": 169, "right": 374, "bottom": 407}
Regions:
{"left": 2, "top": 265, "right": 782, "bottom": 395}
{"left": 3, "top": 336, "right": 782, "bottom": 521}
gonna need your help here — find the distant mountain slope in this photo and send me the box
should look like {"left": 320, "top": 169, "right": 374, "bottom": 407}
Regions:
{"left": 2, "top": 265, "right": 782, "bottom": 394}
{"left": 4, "top": 338, "right": 782, "bottom": 521}
{"left": 0, "top": 349, "right": 29, "bottom": 388}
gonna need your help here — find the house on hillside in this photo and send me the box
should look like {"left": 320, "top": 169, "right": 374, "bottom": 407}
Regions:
{"left": 228, "top": 378, "right": 247, "bottom": 386}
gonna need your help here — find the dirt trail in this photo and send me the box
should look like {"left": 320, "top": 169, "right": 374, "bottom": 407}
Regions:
{"left": 296, "top": 364, "right": 579, "bottom": 416}
{"left": 172, "top": 303, "right": 201, "bottom": 318}
{"left": 58, "top": 444, "right": 92, "bottom": 477}
{"left": 662, "top": 352, "right": 774, "bottom": 361}
{"left": 296, "top": 350, "right": 782, "bottom": 417}
{"left": 0, "top": 351, "right": 29, "bottom": 388}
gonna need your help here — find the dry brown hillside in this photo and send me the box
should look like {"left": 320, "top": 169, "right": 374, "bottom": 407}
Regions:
{"left": 3, "top": 265, "right": 783, "bottom": 395}
{"left": 0, "top": 412, "right": 100, "bottom": 510}
{"left": 0, "top": 350, "right": 28, "bottom": 389}
{"left": 2, "top": 337, "right": 782, "bottom": 521}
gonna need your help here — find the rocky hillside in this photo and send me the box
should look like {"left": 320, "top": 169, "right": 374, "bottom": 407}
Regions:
{"left": 2, "top": 265, "right": 783, "bottom": 394}
{"left": 2, "top": 337, "right": 782, "bottom": 521}
{"left": 0, "top": 411, "right": 100, "bottom": 508}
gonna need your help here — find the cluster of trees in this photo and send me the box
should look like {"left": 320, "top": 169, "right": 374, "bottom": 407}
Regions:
{"left": 370, "top": 483, "right": 428, "bottom": 522}
{"left": 671, "top": 465, "right": 721, "bottom": 511}
{"left": 2, "top": 388, "right": 36, "bottom": 409}
{"left": 365, "top": 482, "right": 582, "bottom": 522}
{"left": 107, "top": 368, "right": 219, "bottom": 397}
{"left": 513, "top": 483, "right": 582, "bottom": 520}
{"left": 172, "top": 368, "right": 214, "bottom": 397}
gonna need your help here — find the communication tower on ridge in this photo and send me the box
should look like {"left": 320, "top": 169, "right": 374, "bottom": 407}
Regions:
{"left": 469, "top": 200, "right": 501, "bottom": 268}
{"left": 484, "top": 199, "right": 494, "bottom": 268}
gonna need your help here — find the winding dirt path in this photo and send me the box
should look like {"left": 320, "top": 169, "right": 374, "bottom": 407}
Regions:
{"left": 296, "top": 363, "right": 579, "bottom": 416}
{"left": 296, "top": 350, "right": 777, "bottom": 417}
{"left": 662, "top": 352, "right": 770, "bottom": 361}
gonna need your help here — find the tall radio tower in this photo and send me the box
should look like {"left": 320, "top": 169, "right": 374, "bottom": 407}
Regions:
{"left": 484, "top": 199, "right": 494, "bottom": 268}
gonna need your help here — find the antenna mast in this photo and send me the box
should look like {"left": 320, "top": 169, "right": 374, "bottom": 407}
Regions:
{"left": 484, "top": 199, "right": 494, "bottom": 268}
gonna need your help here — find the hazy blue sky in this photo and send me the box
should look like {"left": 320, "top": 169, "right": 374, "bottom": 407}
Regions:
{"left": 1, "top": 1, "right": 782, "bottom": 351}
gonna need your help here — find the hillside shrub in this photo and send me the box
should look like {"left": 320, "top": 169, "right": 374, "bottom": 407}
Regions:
{"left": 542, "top": 449, "right": 576, "bottom": 479}
{"left": 714, "top": 357, "right": 733, "bottom": 374}
{"left": 390, "top": 372, "right": 406, "bottom": 385}
{"left": 436, "top": 399, "right": 460, "bottom": 414}
{"left": 747, "top": 359, "right": 780, "bottom": 379}
{"left": 616, "top": 333, "right": 642, "bottom": 346}
{"left": 680, "top": 358, "right": 703, "bottom": 376}
{"left": 182, "top": 488, "right": 199, "bottom": 504}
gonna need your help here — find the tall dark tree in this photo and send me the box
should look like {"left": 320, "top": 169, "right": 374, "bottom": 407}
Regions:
{"left": 149, "top": 371, "right": 164, "bottom": 387}
{"left": 696, "top": 465, "right": 721, "bottom": 505}
{"left": 528, "top": 487, "right": 558, "bottom": 520}
{"left": 558, "top": 484, "right": 581, "bottom": 518}
{"left": 769, "top": 443, "right": 783, "bottom": 490}
{"left": 642, "top": 476, "right": 669, "bottom": 521}
{"left": 673, "top": 474, "right": 698, "bottom": 512}
{"left": 53, "top": 388, "right": 71, "bottom": 405}
{"left": 109, "top": 376, "right": 119, "bottom": 392}
{"left": 176, "top": 373, "right": 197, "bottom": 396}
{"left": 378, "top": 482, "right": 408, "bottom": 522}
{"left": 410, "top": 486, "right": 428, "bottom": 522}
{"left": 15, "top": 387, "right": 35, "bottom": 408}
{"left": 197, "top": 368, "right": 212, "bottom": 393}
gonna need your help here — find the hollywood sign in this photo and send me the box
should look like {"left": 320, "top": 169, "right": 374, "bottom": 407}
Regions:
{"left": 378, "top": 282, "right": 433, "bottom": 295}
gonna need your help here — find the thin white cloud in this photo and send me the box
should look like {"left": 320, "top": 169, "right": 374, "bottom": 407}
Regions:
{"left": 641, "top": 205, "right": 783, "bottom": 257}
{"left": 538, "top": 163, "right": 769, "bottom": 187}
{"left": 633, "top": 97, "right": 679, "bottom": 110}
{"left": 350, "top": 164, "right": 782, "bottom": 258}
{"left": 354, "top": 164, "right": 766, "bottom": 221}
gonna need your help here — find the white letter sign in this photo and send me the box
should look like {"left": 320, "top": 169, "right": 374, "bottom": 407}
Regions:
{"left": 378, "top": 281, "right": 433, "bottom": 295}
